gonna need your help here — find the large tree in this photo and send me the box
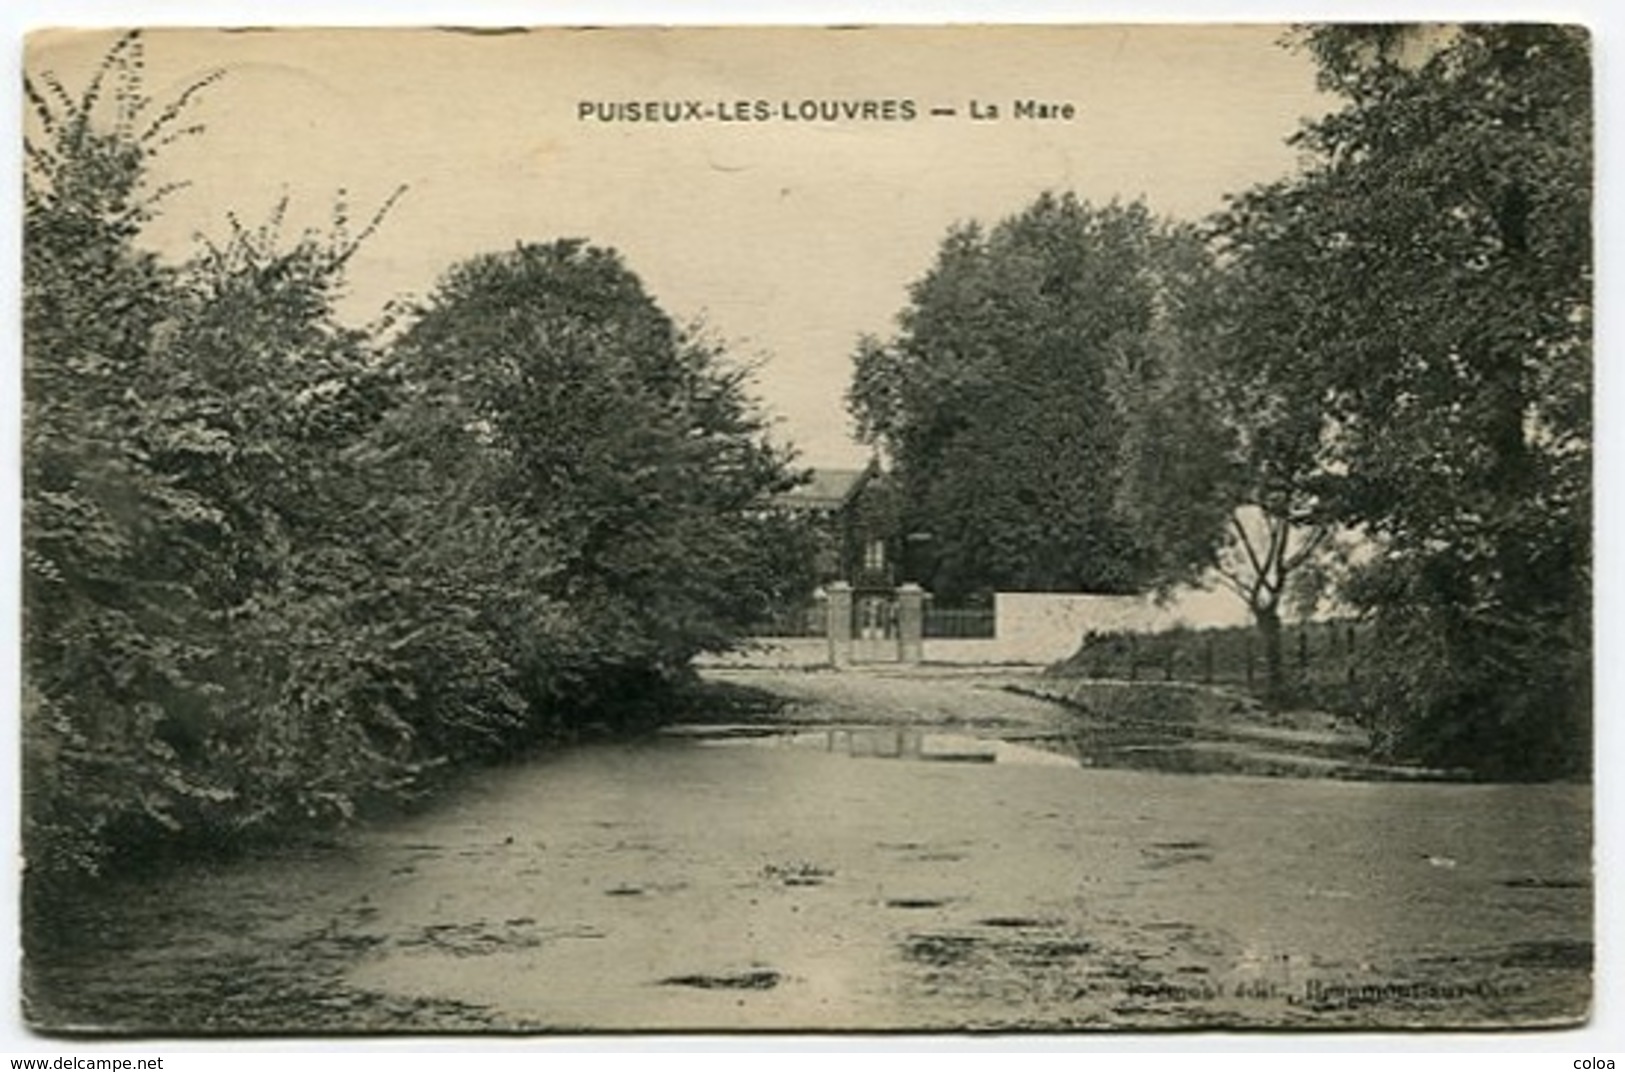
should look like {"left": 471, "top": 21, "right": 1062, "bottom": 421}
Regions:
{"left": 23, "top": 34, "right": 415, "bottom": 882}
{"left": 1217, "top": 25, "right": 1591, "bottom": 776}
{"left": 849, "top": 194, "right": 1208, "bottom": 601}
{"left": 23, "top": 34, "right": 809, "bottom": 894}
{"left": 1108, "top": 240, "right": 1336, "bottom": 707}
{"left": 388, "top": 240, "right": 805, "bottom": 727}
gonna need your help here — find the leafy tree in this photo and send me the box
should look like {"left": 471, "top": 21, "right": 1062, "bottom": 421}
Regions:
{"left": 388, "top": 241, "right": 804, "bottom": 730}
{"left": 23, "top": 33, "right": 429, "bottom": 886}
{"left": 849, "top": 194, "right": 1205, "bottom": 601}
{"left": 149, "top": 204, "right": 427, "bottom": 827}
{"left": 25, "top": 34, "right": 811, "bottom": 901}
{"left": 23, "top": 33, "right": 237, "bottom": 880}
{"left": 1101, "top": 218, "right": 1345, "bottom": 706}
{"left": 1216, "top": 25, "right": 1591, "bottom": 776}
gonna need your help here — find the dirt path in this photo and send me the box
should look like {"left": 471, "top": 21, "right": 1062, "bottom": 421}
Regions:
{"left": 696, "top": 664, "right": 1071, "bottom": 727}
{"left": 26, "top": 666, "right": 1592, "bottom": 1034}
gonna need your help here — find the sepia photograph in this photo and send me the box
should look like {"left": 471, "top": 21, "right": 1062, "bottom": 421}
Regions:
{"left": 17, "top": 21, "right": 1594, "bottom": 1036}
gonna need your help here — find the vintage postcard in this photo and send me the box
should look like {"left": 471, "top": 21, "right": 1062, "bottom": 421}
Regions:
{"left": 19, "top": 24, "right": 1592, "bottom": 1034}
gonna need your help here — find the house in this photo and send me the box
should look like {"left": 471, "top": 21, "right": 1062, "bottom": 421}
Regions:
{"left": 774, "top": 459, "right": 900, "bottom": 592}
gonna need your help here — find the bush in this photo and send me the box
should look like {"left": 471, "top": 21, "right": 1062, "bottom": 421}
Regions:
{"left": 23, "top": 35, "right": 806, "bottom": 892}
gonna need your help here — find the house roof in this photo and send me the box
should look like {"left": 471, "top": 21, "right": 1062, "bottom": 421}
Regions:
{"left": 777, "top": 466, "right": 874, "bottom": 512}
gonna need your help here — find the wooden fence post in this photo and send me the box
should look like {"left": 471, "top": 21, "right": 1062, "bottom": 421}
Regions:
{"left": 1203, "top": 635, "right": 1214, "bottom": 684}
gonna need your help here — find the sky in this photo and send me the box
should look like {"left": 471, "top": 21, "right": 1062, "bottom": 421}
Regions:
{"left": 26, "top": 25, "right": 1330, "bottom": 467}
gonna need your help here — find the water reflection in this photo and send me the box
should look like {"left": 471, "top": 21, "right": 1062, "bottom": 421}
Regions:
{"left": 667, "top": 722, "right": 1365, "bottom": 778}
{"left": 678, "top": 725, "right": 1077, "bottom": 767}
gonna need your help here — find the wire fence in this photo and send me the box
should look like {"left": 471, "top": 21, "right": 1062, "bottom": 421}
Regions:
{"left": 747, "top": 601, "right": 999, "bottom": 639}
{"left": 1052, "top": 618, "right": 1372, "bottom": 709}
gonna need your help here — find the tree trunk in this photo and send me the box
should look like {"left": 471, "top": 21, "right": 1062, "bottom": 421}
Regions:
{"left": 1256, "top": 603, "right": 1284, "bottom": 710}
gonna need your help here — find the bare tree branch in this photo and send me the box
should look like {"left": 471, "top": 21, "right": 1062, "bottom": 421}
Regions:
{"left": 1263, "top": 512, "right": 1290, "bottom": 582}
{"left": 1212, "top": 562, "right": 1253, "bottom": 601}
{"left": 1229, "top": 512, "right": 1266, "bottom": 581}
{"left": 1282, "top": 524, "right": 1331, "bottom": 574}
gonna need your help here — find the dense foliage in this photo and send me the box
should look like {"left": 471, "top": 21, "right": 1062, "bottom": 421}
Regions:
{"left": 851, "top": 27, "right": 1590, "bottom": 778}
{"left": 1113, "top": 228, "right": 1346, "bottom": 707}
{"left": 848, "top": 193, "right": 1334, "bottom": 702}
{"left": 848, "top": 194, "right": 1209, "bottom": 601}
{"left": 23, "top": 35, "right": 804, "bottom": 890}
{"left": 384, "top": 241, "right": 810, "bottom": 735}
{"left": 1214, "top": 25, "right": 1591, "bottom": 776}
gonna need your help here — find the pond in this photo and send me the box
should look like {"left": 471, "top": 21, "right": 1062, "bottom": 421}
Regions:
{"left": 26, "top": 714, "right": 1592, "bottom": 1033}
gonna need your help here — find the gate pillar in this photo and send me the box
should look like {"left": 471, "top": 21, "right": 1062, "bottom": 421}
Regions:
{"left": 897, "top": 583, "right": 926, "bottom": 665}
{"left": 825, "top": 581, "right": 853, "bottom": 667}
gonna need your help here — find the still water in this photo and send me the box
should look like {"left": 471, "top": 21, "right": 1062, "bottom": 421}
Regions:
{"left": 27, "top": 723, "right": 1591, "bottom": 1032}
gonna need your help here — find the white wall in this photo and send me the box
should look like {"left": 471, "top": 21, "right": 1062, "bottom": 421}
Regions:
{"left": 999, "top": 588, "right": 1251, "bottom": 642}
{"left": 923, "top": 587, "right": 1253, "bottom": 666}
{"left": 707, "top": 587, "right": 1259, "bottom": 669}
